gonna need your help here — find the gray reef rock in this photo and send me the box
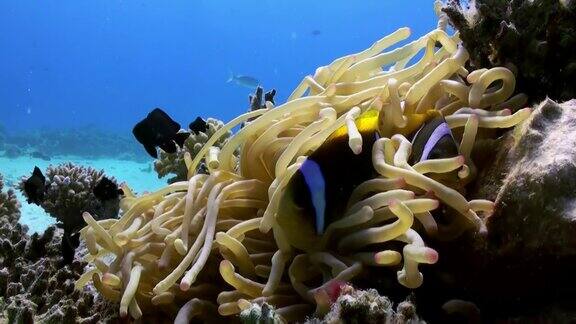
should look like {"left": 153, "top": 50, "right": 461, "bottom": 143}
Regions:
{"left": 421, "top": 99, "right": 576, "bottom": 321}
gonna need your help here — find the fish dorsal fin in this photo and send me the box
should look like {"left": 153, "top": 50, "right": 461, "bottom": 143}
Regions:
{"left": 174, "top": 132, "right": 191, "bottom": 147}
{"left": 329, "top": 109, "right": 380, "bottom": 141}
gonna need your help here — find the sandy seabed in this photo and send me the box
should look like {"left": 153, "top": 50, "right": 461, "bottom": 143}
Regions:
{"left": 0, "top": 155, "right": 164, "bottom": 233}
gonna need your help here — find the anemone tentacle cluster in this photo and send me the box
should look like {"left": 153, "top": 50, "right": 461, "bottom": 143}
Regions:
{"left": 78, "top": 4, "right": 532, "bottom": 321}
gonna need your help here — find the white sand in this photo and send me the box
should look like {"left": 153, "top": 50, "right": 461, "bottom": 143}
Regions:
{"left": 0, "top": 156, "right": 166, "bottom": 234}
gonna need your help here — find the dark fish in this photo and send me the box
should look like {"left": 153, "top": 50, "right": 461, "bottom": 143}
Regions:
{"left": 132, "top": 108, "right": 190, "bottom": 158}
{"left": 409, "top": 115, "right": 459, "bottom": 164}
{"left": 23, "top": 166, "right": 46, "bottom": 205}
{"left": 93, "top": 176, "right": 123, "bottom": 201}
{"left": 264, "top": 89, "right": 276, "bottom": 105}
{"left": 189, "top": 117, "right": 208, "bottom": 134}
{"left": 31, "top": 151, "right": 51, "bottom": 161}
{"left": 277, "top": 110, "right": 381, "bottom": 251}
{"left": 277, "top": 110, "right": 460, "bottom": 251}
{"left": 61, "top": 230, "right": 79, "bottom": 265}
{"left": 311, "top": 29, "right": 322, "bottom": 36}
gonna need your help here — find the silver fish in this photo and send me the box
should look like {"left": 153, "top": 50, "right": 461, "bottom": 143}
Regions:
{"left": 227, "top": 72, "right": 260, "bottom": 89}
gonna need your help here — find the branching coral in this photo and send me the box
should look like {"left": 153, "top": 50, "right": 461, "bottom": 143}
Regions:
{"left": 0, "top": 227, "right": 118, "bottom": 324}
{"left": 0, "top": 174, "right": 20, "bottom": 219}
{"left": 77, "top": 5, "right": 531, "bottom": 322}
{"left": 19, "top": 163, "right": 120, "bottom": 263}
{"left": 19, "top": 163, "right": 120, "bottom": 235}
{"left": 154, "top": 118, "right": 232, "bottom": 183}
{"left": 0, "top": 173, "right": 117, "bottom": 323}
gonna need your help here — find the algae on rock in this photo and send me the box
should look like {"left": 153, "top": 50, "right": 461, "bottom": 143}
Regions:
{"left": 443, "top": 0, "right": 576, "bottom": 102}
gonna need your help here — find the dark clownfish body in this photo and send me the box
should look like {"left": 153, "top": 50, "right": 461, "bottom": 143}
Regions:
{"left": 409, "top": 115, "right": 459, "bottom": 164}
{"left": 277, "top": 110, "right": 460, "bottom": 252}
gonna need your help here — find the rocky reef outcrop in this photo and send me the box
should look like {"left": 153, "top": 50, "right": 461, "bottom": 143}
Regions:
{"left": 0, "top": 173, "right": 117, "bottom": 323}
{"left": 413, "top": 98, "right": 576, "bottom": 322}
{"left": 154, "top": 118, "right": 231, "bottom": 183}
{"left": 442, "top": 0, "right": 576, "bottom": 102}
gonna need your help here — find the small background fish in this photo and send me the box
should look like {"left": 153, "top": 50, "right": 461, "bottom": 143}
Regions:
{"left": 227, "top": 71, "right": 260, "bottom": 89}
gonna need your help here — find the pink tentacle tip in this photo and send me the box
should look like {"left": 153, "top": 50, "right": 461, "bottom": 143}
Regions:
{"left": 425, "top": 248, "right": 439, "bottom": 264}
{"left": 180, "top": 281, "right": 191, "bottom": 291}
{"left": 425, "top": 190, "right": 437, "bottom": 199}
{"left": 486, "top": 205, "right": 495, "bottom": 217}
{"left": 457, "top": 155, "right": 466, "bottom": 165}
{"left": 314, "top": 280, "right": 346, "bottom": 306}
{"left": 396, "top": 177, "right": 407, "bottom": 188}
{"left": 389, "top": 199, "right": 400, "bottom": 208}
{"left": 502, "top": 108, "right": 512, "bottom": 116}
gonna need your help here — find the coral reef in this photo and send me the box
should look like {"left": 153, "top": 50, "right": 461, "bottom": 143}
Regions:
{"left": 402, "top": 99, "right": 576, "bottom": 322}
{"left": 240, "top": 302, "right": 282, "bottom": 324}
{"left": 154, "top": 118, "right": 231, "bottom": 183}
{"left": 442, "top": 0, "right": 576, "bottom": 102}
{"left": 307, "top": 285, "right": 423, "bottom": 324}
{"left": 78, "top": 7, "right": 532, "bottom": 322}
{"left": 19, "top": 163, "right": 120, "bottom": 263}
{"left": 0, "top": 175, "right": 20, "bottom": 218}
{"left": 0, "top": 125, "right": 148, "bottom": 161}
{"left": 0, "top": 173, "right": 118, "bottom": 323}
{"left": 19, "top": 163, "right": 120, "bottom": 236}
{"left": 0, "top": 227, "right": 119, "bottom": 324}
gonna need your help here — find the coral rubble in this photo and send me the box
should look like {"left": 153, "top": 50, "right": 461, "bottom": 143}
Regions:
{"left": 154, "top": 118, "right": 231, "bottom": 183}
{"left": 442, "top": 0, "right": 576, "bottom": 102}
{"left": 240, "top": 302, "right": 283, "bottom": 324}
{"left": 307, "top": 285, "right": 424, "bottom": 324}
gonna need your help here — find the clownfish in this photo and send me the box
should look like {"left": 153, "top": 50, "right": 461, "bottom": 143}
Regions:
{"left": 277, "top": 109, "right": 459, "bottom": 251}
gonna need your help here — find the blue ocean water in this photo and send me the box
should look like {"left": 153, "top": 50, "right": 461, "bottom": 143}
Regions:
{"left": 0, "top": 0, "right": 437, "bottom": 233}
{"left": 0, "top": 0, "right": 436, "bottom": 132}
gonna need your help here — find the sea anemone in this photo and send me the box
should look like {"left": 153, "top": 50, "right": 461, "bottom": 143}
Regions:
{"left": 77, "top": 4, "right": 532, "bottom": 321}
